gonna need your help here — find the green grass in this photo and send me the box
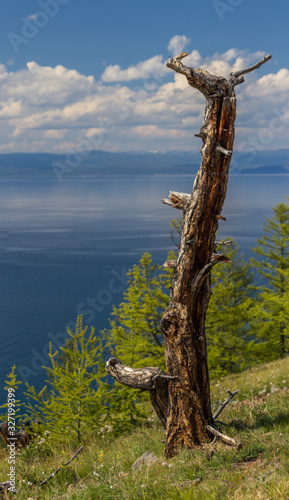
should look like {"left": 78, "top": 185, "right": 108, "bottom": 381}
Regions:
{"left": 1, "top": 357, "right": 289, "bottom": 499}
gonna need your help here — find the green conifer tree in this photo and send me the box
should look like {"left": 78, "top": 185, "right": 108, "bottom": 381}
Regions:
{"left": 103, "top": 252, "right": 170, "bottom": 425}
{"left": 206, "top": 241, "right": 255, "bottom": 377}
{"left": 251, "top": 199, "right": 289, "bottom": 359}
{"left": 0, "top": 365, "right": 23, "bottom": 423}
{"left": 25, "top": 316, "right": 107, "bottom": 444}
{"left": 105, "top": 252, "right": 170, "bottom": 369}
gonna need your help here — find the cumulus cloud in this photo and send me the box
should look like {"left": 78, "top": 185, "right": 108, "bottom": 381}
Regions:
{"left": 167, "top": 35, "right": 191, "bottom": 56}
{"left": 101, "top": 55, "right": 168, "bottom": 82}
{"left": 245, "top": 68, "right": 289, "bottom": 96}
{"left": 200, "top": 49, "right": 267, "bottom": 78}
{"left": 0, "top": 43, "right": 288, "bottom": 153}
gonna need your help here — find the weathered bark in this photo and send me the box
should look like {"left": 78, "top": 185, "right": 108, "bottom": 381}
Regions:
{"left": 105, "top": 358, "right": 177, "bottom": 428}
{"left": 106, "top": 51, "right": 271, "bottom": 458}
{"left": 160, "top": 51, "right": 271, "bottom": 458}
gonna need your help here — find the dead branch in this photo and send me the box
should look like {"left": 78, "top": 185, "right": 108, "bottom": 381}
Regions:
{"left": 38, "top": 446, "right": 83, "bottom": 487}
{"left": 228, "top": 54, "right": 272, "bottom": 88}
{"left": 166, "top": 52, "right": 231, "bottom": 97}
{"left": 216, "top": 214, "right": 227, "bottom": 221}
{"left": 215, "top": 240, "right": 233, "bottom": 247}
{"left": 105, "top": 358, "right": 178, "bottom": 429}
{"left": 191, "top": 253, "right": 231, "bottom": 293}
{"left": 191, "top": 262, "right": 215, "bottom": 293}
{"left": 211, "top": 253, "right": 232, "bottom": 263}
{"left": 213, "top": 389, "right": 240, "bottom": 421}
{"left": 105, "top": 358, "right": 177, "bottom": 390}
{"left": 163, "top": 260, "right": 177, "bottom": 269}
{"left": 169, "top": 229, "right": 181, "bottom": 249}
{"left": 167, "top": 52, "right": 272, "bottom": 98}
{"left": 231, "top": 54, "right": 272, "bottom": 79}
{"left": 216, "top": 144, "right": 232, "bottom": 156}
{"left": 161, "top": 191, "right": 191, "bottom": 210}
{"left": 207, "top": 425, "right": 241, "bottom": 448}
{"left": 0, "top": 481, "right": 16, "bottom": 495}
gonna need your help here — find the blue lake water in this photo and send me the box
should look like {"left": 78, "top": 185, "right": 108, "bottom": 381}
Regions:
{"left": 0, "top": 174, "right": 288, "bottom": 404}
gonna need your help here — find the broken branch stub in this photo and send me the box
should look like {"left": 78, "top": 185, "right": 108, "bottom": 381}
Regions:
{"left": 161, "top": 191, "right": 191, "bottom": 210}
{"left": 105, "top": 357, "right": 177, "bottom": 391}
{"left": 105, "top": 358, "right": 178, "bottom": 428}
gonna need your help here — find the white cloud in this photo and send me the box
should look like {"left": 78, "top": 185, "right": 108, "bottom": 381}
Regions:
{"left": 200, "top": 49, "right": 267, "bottom": 78}
{"left": 0, "top": 99, "right": 22, "bottom": 117}
{"left": 101, "top": 55, "right": 168, "bottom": 82}
{"left": 167, "top": 35, "right": 191, "bottom": 56}
{"left": 0, "top": 44, "right": 288, "bottom": 154}
{"left": 245, "top": 68, "right": 289, "bottom": 96}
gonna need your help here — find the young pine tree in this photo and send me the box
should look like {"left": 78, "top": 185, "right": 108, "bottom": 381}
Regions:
{"left": 206, "top": 241, "right": 256, "bottom": 378}
{"left": 0, "top": 365, "right": 23, "bottom": 423}
{"left": 251, "top": 199, "right": 289, "bottom": 359}
{"left": 105, "top": 252, "right": 169, "bottom": 370}
{"left": 25, "top": 316, "right": 107, "bottom": 444}
{"left": 103, "top": 252, "right": 170, "bottom": 426}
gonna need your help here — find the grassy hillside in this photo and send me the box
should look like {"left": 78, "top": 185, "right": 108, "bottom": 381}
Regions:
{"left": 1, "top": 357, "right": 289, "bottom": 499}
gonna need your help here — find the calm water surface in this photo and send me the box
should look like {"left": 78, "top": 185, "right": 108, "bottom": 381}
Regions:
{"left": 0, "top": 175, "right": 288, "bottom": 402}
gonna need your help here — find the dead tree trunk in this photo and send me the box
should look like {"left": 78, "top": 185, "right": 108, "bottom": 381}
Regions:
{"left": 106, "top": 52, "right": 271, "bottom": 458}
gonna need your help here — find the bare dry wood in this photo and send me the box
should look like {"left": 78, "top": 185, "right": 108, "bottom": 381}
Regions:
{"left": 105, "top": 358, "right": 178, "bottom": 390}
{"left": 161, "top": 191, "right": 191, "bottom": 210}
{"left": 38, "top": 446, "right": 83, "bottom": 487}
{"left": 230, "top": 54, "right": 272, "bottom": 79}
{"left": 207, "top": 425, "right": 241, "bottom": 448}
{"left": 215, "top": 240, "right": 233, "bottom": 247}
{"left": 105, "top": 358, "right": 177, "bottom": 428}
{"left": 163, "top": 260, "right": 177, "bottom": 269}
{"left": 216, "top": 145, "right": 232, "bottom": 156}
{"left": 107, "top": 50, "right": 271, "bottom": 458}
{"left": 213, "top": 389, "right": 240, "bottom": 421}
{"left": 0, "top": 481, "right": 16, "bottom": 495}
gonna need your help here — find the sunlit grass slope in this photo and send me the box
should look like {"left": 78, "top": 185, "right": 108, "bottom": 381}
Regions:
{"left": 1, "top": 357, "right": 289, "bottom": 499}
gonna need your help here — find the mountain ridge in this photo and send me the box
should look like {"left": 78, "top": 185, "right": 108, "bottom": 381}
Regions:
{"left": 0, "top": 149, "right": 288, "bottom": 179}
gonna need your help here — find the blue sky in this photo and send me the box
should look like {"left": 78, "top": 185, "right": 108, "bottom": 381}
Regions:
{"left": 0, "top": 0, "right": 288, "bottom": 153}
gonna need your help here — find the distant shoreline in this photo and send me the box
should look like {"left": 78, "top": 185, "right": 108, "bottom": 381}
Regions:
{"left": 0, "top": 149, "right": 288, "bottom": 179}
{"left": 0, "top": 172, "right": 289, "bottom": 181}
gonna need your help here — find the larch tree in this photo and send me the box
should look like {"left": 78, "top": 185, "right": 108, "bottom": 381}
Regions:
{"left": 103, "top": 253, "right": 169, "bottom": 431}
{"left": 251, "top": 199, "right": 289, "bottom": 359}
{"left": 106, "top": 51, "right": 272, "bottom": 457}
{"left": 25, "top": 316, "right": 106, "bottom": 444}
{"left": 206, "top": 240, "right": 255, "bottom": 378}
